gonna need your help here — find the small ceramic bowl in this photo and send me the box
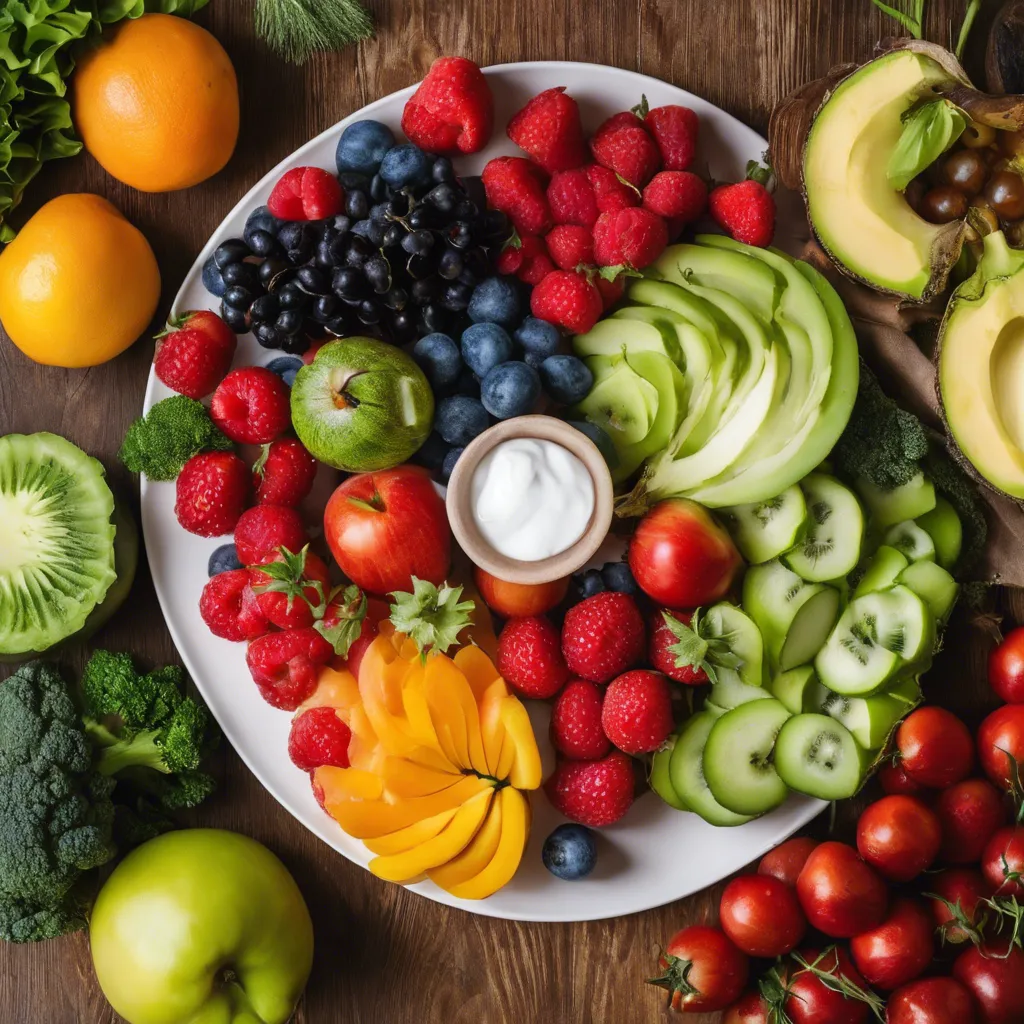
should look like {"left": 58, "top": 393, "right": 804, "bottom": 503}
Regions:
{"left": 446, "top": 415, "right": 614, "bottom": 585}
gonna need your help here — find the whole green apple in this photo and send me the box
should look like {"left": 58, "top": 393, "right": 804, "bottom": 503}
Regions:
{"left": 89, "top": 829, "right": 313, "bottom": 1024}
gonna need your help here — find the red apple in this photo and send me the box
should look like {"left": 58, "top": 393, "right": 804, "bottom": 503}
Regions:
{"left": 324, "top": 466, "right": 450, "bottom": 595}
{"left": 627, "top": 498, "right": 741, "bottom": 608}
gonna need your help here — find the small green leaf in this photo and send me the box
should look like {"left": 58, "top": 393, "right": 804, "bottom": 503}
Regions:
{"left": 503, "top": 227, "right": 523, "bottom": 251}
{"left": 250, "top": 545, "right": 326, "bottom": 618}
{"left": 252, "top": 443, "right": 272, "bottom": 479}
{"left": 661, "top": 611, "right": 714, "bottom": 682}
{"left": 630, "top": 95, "right": 650, "bottom": 119}
{"left": 314, "top": 584, "right": 368, "bottom": 657}
{"left": 389, "top": 577, "right": 475, "bottom": 657}
{"left": 887, "top": 99, "right": 967, "bottom": 191}
{"left": 869, "top": 0, "right": 925, "bottom": 39}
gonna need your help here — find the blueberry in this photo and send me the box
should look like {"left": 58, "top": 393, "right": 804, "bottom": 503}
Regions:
{"left": 467, "top": 276, "right": 521, "bottom": 327}
{"left": 202, "top": 256, "right": 227, "bottom": 297}
{"left": 461, "top": 322, "right": 513, "bottom": 378}
{"left": 208, "top": 543, "right": 243, "bottom": 577}
{"left": 436, "top": 395, "right": 490, "bottom": 447}
{"left": 440, "top": 446, "right": 465, "bottom": 484}
{"left": 412, "top": 333, "right": 462, "bottom": 390}
{"left": 243, "top": 205, "right": 282, "bottom": 249}
{"left": 566, "top": 420, "right": 619, "bottom": 470}
{"left": 379, "top": 144, "right": 431, "bottom": 189}
{"left": 524, "top": 350, "right": 546, "bottom": 369}
{"left": 601, "top": 561, "right": 637, "bottom": 595}
{"left": 542, "top": 824, "right": 597, "bottom": 881}
{"left": 412, "top": 431, "right": 450, "bottom": 471}
{"left": 451, "top": 367, "right": 481, "bottom": 397}
{"left": 514, "top": 316, "right": 561, "bottom": 359}
{"left": 540, "top": 355, "right": 594, "bottom": 405}
{"left": 339, "top": 171, "right": 372, "bottom": 191}
{"left": 265, "top": 355, "right": 304, "bottom": 387}
{"left": 480, "top": 361, "right": 541, "bottom": 420}
{"left": 577, "top": 568, "right": 606, "bottom": 599}
{"left": 335, "top": 120, "right": 396, "bottom": 176}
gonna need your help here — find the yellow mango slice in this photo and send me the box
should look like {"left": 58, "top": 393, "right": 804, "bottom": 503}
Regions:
{"left": 363, "top": 806, "right": 458, "bottom": 857}
{"left": 313, "top": 765, "right": 384, "bottom": 802}
{"left": 453, "top": 645, "right": 502, "bottom": 701}
{"left": 478, "top": 678, "right": 509, "bottom": 777}
{"left": 400, "top": 663, "right": 451, "bottom": 758}
{"left": 299, "top": 666, "right": 361, "bottom": 714}
{"left": 369, "top": 789, "right": 493, "bottom": 883}
{"left": 380, "top": 756, "right": 463, "bottom": 800}
{"left": 428, "top": 786, "right": 504, "bottom": 892}
{"left": 446, "top": 787, "right": 530, "bottom": 900}
{"left": 500, "top": 697, "right": 542, "bottom": 790}
{"left": 424, "top": 656, "right": 488, "bottom": 774}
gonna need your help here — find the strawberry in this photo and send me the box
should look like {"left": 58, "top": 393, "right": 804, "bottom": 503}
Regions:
{"left": 642, "top": 171, "right": 708, "bottom": 222}
{"left": 249, "top": 545, "right": 330, "bottom": 630}
{"left": 592, "top": 207, "right": 668, "bottom": 270}
{"left": 547, "top": 168, "right": 599, "bottom": 227}
{"left": 211, "top": 366, "right": 291, "bottom": 445}
{"left": 288, "top": 706, "right": 352, "bottom": 772}
{"left": 551, "top": 679, "right": 610, "bottom": 760}
{"left": 601, "top": 669, "right": 674, "bottom": 754}
{"left": 507, "top": 87, "right": 586, "bottom": 174}
{"left": 267, "top": 166, "right": 344, "bottom": 221}
{"left": 590, "top": 115, "right": 661, "bottom": 188}
{"left": 253, "top": 438, "right": 317, "bottom": 507}
{"left": 545, "top": 751, "right": 635, "bottom": 827}
{"left": 496, "top": 616, "right": 570, "bottom": 699}
{"left": 643, "top": 104, "right": 700, "bottom": 171}
{"left": 561, "top": 591, "right": 646, "bottom": 684}
{"left": 530, "top": 270, "right": 603, "bottom": 335}
{"left": 648, "top": 611, "right": 709, "bottom": 685}
{"left": 246, "top": 627, "right": 333, "bottom": 710}
{"left": 234, "top": 504, "right": 307, "bottom": 565}
{"left": 585, "top": 164, "right": 641, "bottom": 213}
{"left": 709, "top": 179, "right": 776, "bottom": 248}
{"left": 596, "top": 272, "right": 625, "bottom": 311}
{"left": 545, "top": 224, "right": 594, "bottom": 270}
{"left": 199, "top": 568, "right": 269, "bottom": 641}
{"left": 401, "top": 56, "right": 493, "bottom": 155}
{"left": 496, "top": 234, "right": 555, "bottom": 284}
{"left": 154, "top": 310, "right": 236, "bottom": 399}
{"left": 518, "top": 248, "right": 555, "bottom": 285}
{"left": 482, "top": 157, "right": 552, "bottom": 236}
{"left": 317, "top": 585, "right": 373, "bottom": 671}
{"left": 175, "top": 451, "right": 249, "bottom": 537}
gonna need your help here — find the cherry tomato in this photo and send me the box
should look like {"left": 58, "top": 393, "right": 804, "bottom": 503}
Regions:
{"left": 896, "top": 707, "right": 974, "bottom": 787}
{"left": 719, "top": 874, "right": 807, "bottom": 957}
{"left": 887, "top": 977, "right": 978, "bottom": 1024}
{"left": 989, "top": 626, "right": 1024, "bottom": 703}
{"left": 878, "top": 761, "right": 926, "bottom": 796}
{"left": 758, "top": 836, "right": 818, "bottom": 887}
{"left": 784, "top": 947, "right": 872, "bottom": 1024}
{"left": 953, "top": 941, "right": 1024, "bottom": 1024}
{"left": 981, "top": 825, "right": 1024, "bottom": 899}
{"left": 978, "top": 704, "right": 1024, "bottom": 791}
{"left": 849, "top": 897, "right": 934, "bottom": 991}
{"left": 936, "top": 778, "right": 1008, "bottom": 864}
{"left": 647, "top": 925, "right": 748, "bottom": 1012}
{"left": 722, "top": 991, "right": 768, "bottom": 1024}
{"left": 856, "top": 795, "right": 941, "bottom": 883}
{"left": 796, "top": 841, "right": 888, "bottom": 938}
{"left": 926, "top": 868, "right": 994, "bottom": 945}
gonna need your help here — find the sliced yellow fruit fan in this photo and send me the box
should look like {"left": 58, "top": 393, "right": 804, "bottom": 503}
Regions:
{"left": 300, "top": 578, "right": 542, "bottom": 899}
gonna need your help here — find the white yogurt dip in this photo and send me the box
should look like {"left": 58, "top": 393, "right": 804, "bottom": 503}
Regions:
{"left": 470, "top": 437, "right": 595, "bottom": 562}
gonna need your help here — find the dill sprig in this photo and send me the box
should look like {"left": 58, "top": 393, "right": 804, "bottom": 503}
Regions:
{"left": 254, "top": 0, "right": 374, "bottom": 64}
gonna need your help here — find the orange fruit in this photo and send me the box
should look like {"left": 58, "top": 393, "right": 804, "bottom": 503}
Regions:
{"left": 73, "top": 13, "right": 239, "bottom": 192}
{"left": 0, "top": 193, "right": 161, "bottom": 368}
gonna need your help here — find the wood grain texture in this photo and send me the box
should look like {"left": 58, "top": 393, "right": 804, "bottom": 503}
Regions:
{"left": 0, "top": 2, "right": 1010, "bottom": 1022}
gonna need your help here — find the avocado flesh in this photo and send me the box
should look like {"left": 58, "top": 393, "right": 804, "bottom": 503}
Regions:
{"left": 804, "top": 50, "right": 963, "bottom": 300}
{"left": 939, "top": 231, "right": 1024, "bottom": 498}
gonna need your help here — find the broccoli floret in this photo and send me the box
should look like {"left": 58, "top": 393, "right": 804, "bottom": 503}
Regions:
{"left": 118, "top": 395, "right": 232, "bottom": 481}
{"left": 82, "top": 653, "right": 184, "bottom": 730}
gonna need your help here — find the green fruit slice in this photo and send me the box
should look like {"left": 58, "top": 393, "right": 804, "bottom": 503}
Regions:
{"left": 770, "top": 666, "right": 819, "bottom": 715}
{"left": 784, "top": 474, "right": 864, "bottom": 582}
{"left": 884, "top": 520, "right": 937, "bottom": 562}
{"left": 814, "top": 677, "right": 920, "bottom": 750}
{"left": 707, "top": 668, "right": 773, "bottom": 714}
{"left": 898, "top": 560, "right": 960, "bottom": 622}
{"left": 853, "top": 545, "right": 910, "bottom": 598}
{"left": 774, "top": 713, "right": 866, "bottom": 800}
{"left": 650, "top": 735, "right": 688, "bottom": 811}
{"left": 855, "top": 471, "right": 936, "bottom": 528}
{"left": 721, "top": 485, "right": 808, "bottom": 564}
{"left": 575, "top": 356, "right": 657, "bottom": 449}
{"left": 916, "top": 497, "right": 962, "bottom": 570}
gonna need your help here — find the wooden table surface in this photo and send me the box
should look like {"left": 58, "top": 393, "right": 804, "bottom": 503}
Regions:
{"left": 0, "top": 1, "right": 1011, "bottom": 1021}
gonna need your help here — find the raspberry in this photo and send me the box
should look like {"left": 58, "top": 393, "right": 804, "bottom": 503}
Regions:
{"left": 529, "top": 270, "right": 603, "bottom": 335}
{"left": 592, "top": 207, "right": 668, "bottom": 269}
{"left": 175, "top": 451, "right": 249, "bottom": 537}
{"left": 288, "top": 706, "right": 352, "bottom": 772}
{"left": 586, "top": 164, "right": 641, "bottom": 213}
{"left": 267, "top": 166, "right": 344, "bottom": 221}
{"left": 545, "top": 224, "right": 594, "bottom": 270}
{"left": 643, "top": 104, "right": 700, "bottom": 171}
{"left": 234, "top": 504, "right": 307, "bottom": 565}
{"left": 246, "top": 627, "right": 333, "bottom": 710}
{"left": 590, "top": 116, "right": 661, "bottom": 188}
{"left": 253, "top": 438, "right": 317, "bottom": 506}
{"left": 482, "top": 156, "right": 552, "bottom": 236}
{"left": 199, "top": 568, "right": 269, "bottom": 641}
{"left": 642, "top": 170, "right": 708, "bottom": 222}
{"left": 547, "top": 168, "right": 600, "bottom": 227}
{"left": 401, "top": 56, "right": 494, "bottom": 155}
{"left": 507, "top": 87, "right": 587, "bottom": 174}
{"left": 211, "top": 366, "right": 291, "bottom": 445}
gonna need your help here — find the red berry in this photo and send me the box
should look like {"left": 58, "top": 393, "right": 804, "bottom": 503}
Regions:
{"left": 154, "top": 310, "right": 236, "bottom": 399}
{"left": 601, "top": 669, "right": 674, "bottom": 754}
{"left": 507, "top": 87, "right": 586, "bottom": 174}
{"left": 529, "top": 269, "right": 603, "bottom": 335}
{"left": 246, "top": 627, "right": 333, "bottom": 710}
{"left": 561, "top": 591, "right": 646, "bottom": 684}
{"left": 496, "top": 616, "right": 570, "bottom": 699}
{"left": 482, "top": 156, "right": 552, "bottom": 236}
{"left": 250, "top": 546, "right": 331, "bottom": 630}
{"left": 595, "top": 272, "right": 625, "bottom": 311}
{"left": 643, "top": 104, "right": 700, "bottom": 171}
{"left": 709, "top": 180, "right": 776, "bottom": 248}
{"left": 545, "top": 224, "right": 594, "bottom": 270}
{"left": 253, "top": 438, "right": 317, "bottom": 507}
{"left": 267, "top": 166, "right": 344, "bottom": 221}
{"left": 199, "top": 569, "right": 269, "bottom": 641}
{"left": 551, "top": 679, "right": 610, "bottom": 760}
{"left": 592, "top": 207, "right": 668, "bottom": 269}
{"left": 500, "top": 233, "right": 556, "bottom": 285}
{"left": 175, "top": 451, "right": 249, "bottom": 537}
{"left": 234, "top": 504, "right": 307, "bottom": 565}
{"left": 401, "top": 56, "right": 493, "bottom": 155}
{"left": 649, "top": 611, "right": 709, "bottom": 685}
{"left": 642, "top": 170, "right": 708, "bottom": 222}
{"left": 547, "top": 168, "right": 600, "bottom": 227}
{"left": 544, "top": 750, "right": 635, "bottom": 827}
{"left": 585, "top": 164, "right": 641, "bottom": 213}
{"left": 518, "top": 247, "right": 556, "bottom": 285}
{"left": 288, "top": 706, "right": 352, "bottom": 772}
{"left": 590, "top": 115, "right": 661, "bottom": 187}
{"left": 211, "top": 367, "right": 291, "bottom": 445}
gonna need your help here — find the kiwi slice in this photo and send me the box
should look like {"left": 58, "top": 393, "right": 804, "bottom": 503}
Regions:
{"left": 883, "top": 520, "right": 936, "bottom": 563}
{"left": 784, "top": 474, "right": 864, "bottom": 582}
{"left": 0, "top": 433, "right": 118, "bottom": 656}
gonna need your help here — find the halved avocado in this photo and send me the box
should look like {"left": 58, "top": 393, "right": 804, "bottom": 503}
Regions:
{"left": 938, "top": 229, "right": 1024, "bottom": 498}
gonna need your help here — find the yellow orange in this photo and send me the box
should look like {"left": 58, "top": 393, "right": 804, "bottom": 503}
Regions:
{"left": 73, "top": 13, "right": 239, "bottom": 192}
{"left": 0, "top": 193, "right": 160, "bottom": 367}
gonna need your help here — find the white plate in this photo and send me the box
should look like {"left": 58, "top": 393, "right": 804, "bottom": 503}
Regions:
{"left": 142, "top": 61, "right": 823, "bottom": 922}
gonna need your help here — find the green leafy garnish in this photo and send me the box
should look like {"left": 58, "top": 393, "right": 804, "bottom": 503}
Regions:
{"left": 253, "top": 0, "right": 373, "bottom": 65}
{"left": 660, "top": 609, "right": 743, "bottom": 684}
{"left": 956, "top": 0, "right": 983, "bottom": 60}
{"left": 887, "top": 99, "right": 967, "bottom": 191}
{"left": 389, "top": 578, "right": 474, "bottom": 658}
{"left": 869, "top": 0, "right": 925, "bottom": 38}
{"left": 314, "top": 584, "right": 367, "bottom": 657}
{"left": 249, "top": 545, "right": 327, "bottom": 619}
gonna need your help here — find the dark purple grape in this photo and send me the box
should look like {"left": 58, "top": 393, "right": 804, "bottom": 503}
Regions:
{"left": 276, "top": 309, "right": 304, "bottom": 334}
{"left": 346, "top": 190, "right": 369, "bottom": 220}
{"left": 249, "top": 294, "right": 279, "bottom": 324}
{"left": 296, "top": 266, "right": 329, "bottom": 294}
{"left": 364, "top": 255, "right": 392, "bottom": 293}
{"left": 254, "top": 322, "right": 282, "bottom": 349}
{"left": 358, "top": 300, "right": 381, "bottom": 324}
{"left": 221, "top": 302, "right": 249, "bottom": 333}
{"left": 214, "top": 239, "right": 250, "bottom": 269}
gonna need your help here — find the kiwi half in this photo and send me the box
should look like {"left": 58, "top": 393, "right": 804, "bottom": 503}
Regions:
{"left": 0, "top": 433, "right": 119, "bottom": 656}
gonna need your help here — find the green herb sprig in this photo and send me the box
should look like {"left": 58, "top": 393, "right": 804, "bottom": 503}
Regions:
{"left": 254, "top": 0, "right": 373, "bottom": 65}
